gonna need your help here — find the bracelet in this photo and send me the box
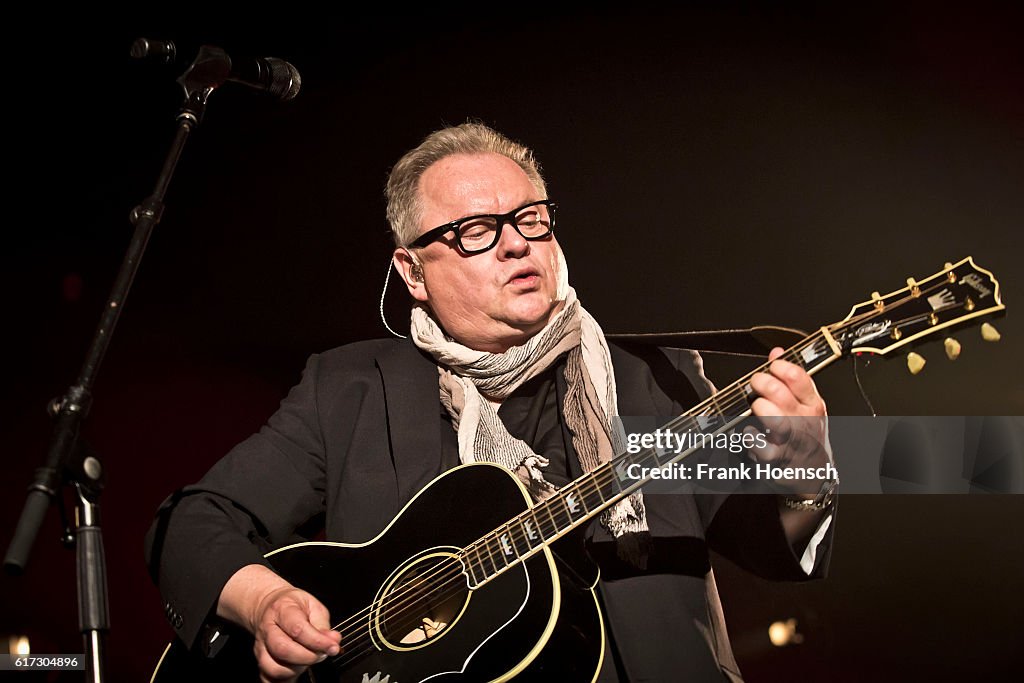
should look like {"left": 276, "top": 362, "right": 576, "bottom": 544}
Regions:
{"left": 783, "top": 478, "right": 838, "bottom": 511}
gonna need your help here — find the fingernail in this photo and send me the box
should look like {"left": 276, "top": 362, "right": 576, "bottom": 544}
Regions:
{"left": 328, "top": 645, "right": 340, "bottom": 656}
{"left": 315, "top": 654, "right": 328, "bottom": 663}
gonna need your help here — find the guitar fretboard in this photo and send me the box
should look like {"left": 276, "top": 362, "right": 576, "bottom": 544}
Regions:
{"left": 459, "top": 327, "right": 840, "bottom": 588}
{"left": 460, "top": 257, "right": 1004, "bottom": 588}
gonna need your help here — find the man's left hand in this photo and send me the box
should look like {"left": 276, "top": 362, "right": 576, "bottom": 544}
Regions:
{"left": 745, "top": 347, "right": 830, "bottom": 493}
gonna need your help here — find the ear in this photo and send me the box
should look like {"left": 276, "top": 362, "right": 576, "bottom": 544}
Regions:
{"left": 393, "top": 248, "right": 429, "bottom": 303}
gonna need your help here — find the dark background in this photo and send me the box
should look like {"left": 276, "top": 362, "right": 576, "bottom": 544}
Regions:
{"left": 3, "top": 4, "right": 1022, "bottom": 681}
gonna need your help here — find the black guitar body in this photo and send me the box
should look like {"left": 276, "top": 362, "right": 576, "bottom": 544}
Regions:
{"left": 152, "top": 463, "right": 604, "bottom": 682}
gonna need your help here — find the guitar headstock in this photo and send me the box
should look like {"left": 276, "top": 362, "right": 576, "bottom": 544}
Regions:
{"left": 831, "top": 257, "right": 1005, "bottom": 361}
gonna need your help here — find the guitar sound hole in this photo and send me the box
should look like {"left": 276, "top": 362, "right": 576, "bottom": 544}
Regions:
{"left": 375, "top": 551, "right": 471, "bottom": 650}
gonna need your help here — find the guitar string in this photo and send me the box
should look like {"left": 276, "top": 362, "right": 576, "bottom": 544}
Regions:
{"left": 327, "top": 392, "right": 774, "bottom": 670}
{"left": 321, "top": 333, "right": 825, "bottom": 664}
{"left": 326, "top": 310, "right": 947, "bottom": 671}
{"left": 323, "top": 390, "right": 755, "bottom": 659}
{"left": 323, "top": 329, "right": 835, "bottom": 661}
{"left": 322, "top": 280, "right": 960, "bottom": 669}
{"left": 323, "top": 367, "right": 792, "bottom": 671}
{"left": 325, "top": 323, "right": 852, "bottom": 658}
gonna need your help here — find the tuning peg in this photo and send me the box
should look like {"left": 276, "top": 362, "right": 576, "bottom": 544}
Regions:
{"left": 981, "top": 323, "right": 1001, "bottom": 342}
{"left": 907, "top": 352, "right": 926, "bottom": 375}
{"left": 944, "top": 337, "right": 961, "bottom": 360}
{"left": 906, "top": 277, "right": 921, "bottom": 297}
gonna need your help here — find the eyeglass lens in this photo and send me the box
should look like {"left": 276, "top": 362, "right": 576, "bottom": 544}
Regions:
{"left": 457, "top": 202, "right": 553, "bottom": 252}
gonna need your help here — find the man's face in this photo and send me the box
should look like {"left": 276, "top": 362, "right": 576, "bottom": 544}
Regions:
{"left": 398, "top": 153, "right": 565, "bottom": 352}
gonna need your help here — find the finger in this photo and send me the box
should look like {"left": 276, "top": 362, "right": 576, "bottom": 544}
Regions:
{"left": 743, "top": 424, "right": 784, "bottom": 463}
{"left": 756, "top": 359, "right": 825, "bottom": 415}
{"left": 749, "top": 373, "right": 800, "bottom": 415}
{"left": 276, "top": 600, "right": 341, "bottom": 655}
{"left": 264, "top": 621, "right": 328, "bottom": 668}
{"left": 747, "top": 413, "right": 791, "bottom": 447}
{"left": 752, "top": 414, "right": 786, "bottom": 439}
{"left": 767, "top": 359, "right": 822, "bottom": 411}
{"left": 307, "top": 598, "right": 343, "bottom": 651}
{"left": 748, "top": 438, "right": 784, "bottom": 464}
{"left": 748, "top": 400, "right": 794, "bottom": 453}
{"left": 768, "top": 346, "right": 785, "bottom": 362}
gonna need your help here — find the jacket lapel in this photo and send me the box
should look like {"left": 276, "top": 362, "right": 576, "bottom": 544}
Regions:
{"left": 375, "top": 341, "right": 445, "bottom": 505}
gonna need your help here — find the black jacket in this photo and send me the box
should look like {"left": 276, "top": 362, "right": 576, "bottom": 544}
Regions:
{"left": 145, "top": 338, "right": 831, "bottom": 681}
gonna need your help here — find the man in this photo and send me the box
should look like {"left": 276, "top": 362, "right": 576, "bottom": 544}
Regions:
{"left": 147, "top": 123, "right": 834, "bottom": 682}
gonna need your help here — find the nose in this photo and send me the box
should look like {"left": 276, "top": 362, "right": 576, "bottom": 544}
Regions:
{"left": 495, "top": 218, "right": 529, "bottom": 259}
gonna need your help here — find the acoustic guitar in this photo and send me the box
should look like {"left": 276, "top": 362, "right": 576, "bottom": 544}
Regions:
{"left": 152, "top": 257, "right": 1005, "bottom": 682}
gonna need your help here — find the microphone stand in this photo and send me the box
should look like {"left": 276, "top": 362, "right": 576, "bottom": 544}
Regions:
{"left": 4, "top": 44, "right": 236, "bottom": 683}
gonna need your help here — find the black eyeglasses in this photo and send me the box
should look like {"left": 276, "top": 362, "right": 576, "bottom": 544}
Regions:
{"left": 409, "top": 200, "right": 557, "bottom": 254}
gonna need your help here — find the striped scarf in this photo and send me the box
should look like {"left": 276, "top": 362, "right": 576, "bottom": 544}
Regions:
{"left": 410, "top": 287, "right": 649, "bottom": 542}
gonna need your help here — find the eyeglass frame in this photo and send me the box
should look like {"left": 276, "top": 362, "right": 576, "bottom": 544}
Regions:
{"left": 407, "top": 199, "right": 557, "bottom": 254}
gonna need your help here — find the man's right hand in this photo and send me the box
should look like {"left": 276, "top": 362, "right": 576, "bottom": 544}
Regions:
{"left": 218, "top": 564, "right": 342, "bottom": 683}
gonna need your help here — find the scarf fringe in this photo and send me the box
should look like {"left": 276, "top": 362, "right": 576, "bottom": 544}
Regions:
{"left": 411, "top": 287, "right": 650, "bottom": 567}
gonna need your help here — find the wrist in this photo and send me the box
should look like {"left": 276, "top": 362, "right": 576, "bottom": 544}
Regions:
{"left": 218, "top": 564, "right": 291, "bottom": 634}
{"left": 783, "top": 477, "right": 838, "bottom": 511}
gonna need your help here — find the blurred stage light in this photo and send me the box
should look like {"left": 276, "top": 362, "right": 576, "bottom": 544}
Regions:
{"left": 768, "top": 618, "right": 804, "bottom": 646}
{"left": 4, "top": 634, "right": 31, "bottom": 655}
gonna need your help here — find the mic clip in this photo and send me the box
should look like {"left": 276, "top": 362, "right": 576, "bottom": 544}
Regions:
{"left": 176, "top": 45, "right": 232, "bottom": 123}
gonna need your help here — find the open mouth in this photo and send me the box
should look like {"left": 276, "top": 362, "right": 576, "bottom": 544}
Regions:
{"left": 508, "top": 268, "right": 540, "bottom": 285}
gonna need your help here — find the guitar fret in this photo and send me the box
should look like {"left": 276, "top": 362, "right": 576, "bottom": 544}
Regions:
{"left": 507, "top": 521, "right": 533, "bottom": 557}
{"left": 574, "top": 477, "right": 596, "bottom": 511}
{"left": 696, "top": 409, "right": 723, "bottom": 433}
{"left": 710, "top": 396, "right": 726, "bottom": 420}
{"left": 464, "top": 548, "right": 483, "bottom": 586}
{"left": 596, "top": 468, "right": 611, "bottom": 502}
{"left": 521, "top": 510, "right": 544, "bottom": 548}
{"left": 562, "top": 485, "right": 587, "bottom": 523}
{"left": 473, "top": 547, "right": 488, "bottom": 583}
{"left": 582, "top": 479, "right": 605, "bottom": 510}
{"left": 571, "top": 483, "right": 589, "bottom": 513}
{"left": 540, "top": 503, "right": 560, "bottom": 538}
{"left": 479, "top": 537, "right": 500, "bottom": 576}
{"left": 676, "top": 416, "right": 695, "bottom": 436}
{"left": 472, "top": 542, "right": 489, "bottom": 577}
{"left": 612, "top": 458, "right": 632, "bottom": 495}
{"left": 495, "top": 524, "right": 520, "bottom": 562}
{"left": 547, "top": 496, "right": 572, "bottom": 531}
{"left": 648, "top": 448, "right": 663, "bottom": 467}
{"left": 486, "top": 534, "right": 509, "bottom": 570}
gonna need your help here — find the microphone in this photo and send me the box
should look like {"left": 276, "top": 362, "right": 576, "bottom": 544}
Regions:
{"left": 131, "top": 38, "right": 301, "bottom": 102}
{"left": 130, "top": 37, "right": 176, "bottom": 63}
{"left": 226, "top": 54, "right": 301, "bottom": 102}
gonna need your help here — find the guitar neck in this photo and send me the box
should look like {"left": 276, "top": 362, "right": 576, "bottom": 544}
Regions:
{"left": 460, "top": 256, "right": 1005, "bottom": 588}
{"left": 459, "top": 327, "right": 840, "bottom": 588}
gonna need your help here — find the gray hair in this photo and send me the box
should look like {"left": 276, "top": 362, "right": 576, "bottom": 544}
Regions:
{"left": 386, "top": 123, "right": 547, "bottom": 247}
